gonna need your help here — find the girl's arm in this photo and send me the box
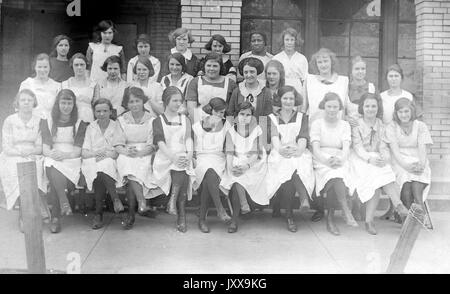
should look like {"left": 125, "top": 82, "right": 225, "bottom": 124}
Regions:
{"left": 2, "top": 117, "right": 22, "bottom": 156}
{"left": 312, "top": 141, "right": 329, "bottom": 164}
{"left": 185, "top": 118, "right": 194, "bottom": 160}
{"left": 352, "top": 127, "right": 372, "bottom": 162}
{"left": 340, "top": 140, "right": 351, "bottom": 163}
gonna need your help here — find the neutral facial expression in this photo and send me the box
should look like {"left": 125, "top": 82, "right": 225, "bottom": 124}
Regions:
{"left": 94, "top": 103, "right": 111, "bottom": 121}
{"left": 175, "top": 34, "right": 189, "bottom": 52}
{"left": 238, "top": 108, "right": 252, "bottom": 125}
{"left": 266, "top": 66, "right": 280, "bottom": 87}
{"left": 101, "top": 28, "right": 114, "bottom": 44}
{"left": 167, "top": 93, "right": 183, "bottom": 112}
{"left": 72, "top": 58, "right": 87, "bottom": 77}
{"left": 324, "top": 99, "right": 340, "bottom": 119}
{"left": 136, "top": 62, "right": 150, "bottom": 81}
{"left": 18, "top": 93, "right": 35, "bottom": 112}
{"left": 137, "top": 42, "right": 150, "bottom": 57}
{"left": 251, "top": 34, "right": 265, "bottom": 53}
{"left": 363, "top": 98, "right": 378, "bottom": 119}
{"left": 59, "top": 98, "right": 74, "bottom": 116}
{"left": 316, "top": 55, "right": 332, "bottom": 76}
{"left": 280, "top": 91, "right": 296, "bottom": 110}
{"left": 128, "top": 94, "right": 144, "bottom": 113}
{"left": 211, "top": 40, "right": 224, "bottom": 54}
{"left": 106, "top": 62, "right": 121, "bottom": 80}
{"left": 387, "top": 70, "right": 402, "bottom": 89}
{"left": 352, "top": 61, "right": 366, "bottom": 81}
{"left": 284, "top": 34, "right": 296, "bottom": 51}
{"left": 56, "top": 39, "right": 70, "bottom": 57}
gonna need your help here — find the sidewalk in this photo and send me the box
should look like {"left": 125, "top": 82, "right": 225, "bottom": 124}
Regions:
{"left": 1, "top": 208, "right": 449, "bottom": 274}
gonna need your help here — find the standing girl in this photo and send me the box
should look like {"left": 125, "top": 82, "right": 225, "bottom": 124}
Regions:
{"left": 193, "top": 98, "right": 232, "bottom": 233}
{"left": 82, "top": 98, "right": 123, "bottom": 230}
{"left": 199, "top": 34, "right": 236, "bottom": 81}
{"left": 115, "top": 87, "right": 158, "bottom": 229}
{"left": 152, "top": 86, "right": 195, "bottom": 233}
{"left": 127, "top": 34, "right": 161, "bottom": 83}
{"left": 49, "top": 35, "right": 73, "bottom": 82}
{"left": 62, "top": 53, "right": 99, "bottom": 123}
{"left": 41, "top": 89, "right": 88, "bottom": 233}
{"left": 164, "top": 28, "right": 199, "bottom": 77}
{"left": 265, "top": 59, "right": 286, "bottom": 112}
{"left": 19, "top": 53, "right": 61, "bottom": 120}
{"left": 87, "top": 20, "right": 126, "bottom": 83}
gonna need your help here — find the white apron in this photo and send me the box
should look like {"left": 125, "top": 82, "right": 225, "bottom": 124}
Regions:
{"left": 43, "top": 120, "right": 82, "bottom": 185}
{"left": 195, "top": 77, "right": 229, "bottom": 123}
{"left": 62, "top": 79, "right": 96, "bottom": 123}
{"left": 192, "top": 120, "right": 230, "bottom": 190}
{"left": 19, "top": 78, "right": 61, "bottom": 120}
{"left": 265, "top": 113, "right": 315, "bottom": 200}
{"left": 152, "top": 115, "right": 195, "bottom": 200}
{"left": 116, "top": 116, "right": 158, "bottom": 199}
{"left": 89, "top": 42, "right": 123, "bottom": 83}
{"left": 220, "top": 125, "right": 269, "bottom": 205}
{"left": 98, "top": 79, "right": 127, "bottom": 116}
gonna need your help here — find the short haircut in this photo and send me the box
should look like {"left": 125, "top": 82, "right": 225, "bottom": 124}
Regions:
{"left": 69, "top": 53, "right": 88, "bottom": 69}
{"left": 93, "top": 97, "right": 114, "bottom": 112}
{"left": 204, "top": 34, "right": 231, "bottom": 53}
{"left": 122, "top": 87, "right": 149, "bottom": 110}
{"left": 50, "top": 34, "right": 72, "bottom": 57}
{"left": 275, "top": 85, "right": 303, "bottom": 107}
{"left": 202, "top": 97, "right": 227, "bottom": 115}
{"left": 238, "top": 57, "right": 264, "bottom": 76}
{"left": 357, "top": 93, "right": 383, "bottom": 119}
{"left": 32, "top": 53, "right": 51, "bottom": 76}
{"left": 309, "top": 48, "right": 339, "bottom": 75}
{"left": 202, "top": 52, "right": 224, "bottom": 74}
{"left": 393, "top": 97, "right": 417, "bottom": 124}
{"left": 250, "top": 31, "right": 267, "bottom": 45}
{"left": 133, "top": 56, "right": 155, "bottom": 77}
{"left": 265, "top": 59, "right": 286, "bottom": 88}
{"left": 168, "top": 53, "right": 187, "bottom": 74}
{"left": 135, "top": 33, "right": 152, "bottom": 48}
{"left": 318, "top": 92, "right": 343, "bottom": 110}
{"left": 162, "top": 86, "right": 184, "bottom": 107}
{"left": 101, "top": 55, "right": 122, "bottom": 72}
{"left": 386, "top": 63, "right": 404, "bottom": 80}
{"left": 13, "top": 89, "right": 38, "bottom": 109}
{"left": 280, "top": 27, "right": 303, "bottom": 49}
{"left": 235, "top": 101, "right": 255, "bottom": 117}
{"left": 168, "top": 27, "right": 195, "bottom": 45}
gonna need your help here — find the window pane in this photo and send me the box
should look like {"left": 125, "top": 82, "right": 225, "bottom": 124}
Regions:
{"left": 398, "top": 59, "right": 417, "bottom": 95}
{"left": 320, "top": 0, "right": 380, "bottom": 20}
{"left": 350, "top": 22, "right": 380, "bottom": 57}
{"left": 399, "top": 0, "right": 415, "bottom": 21}
{"left": 273, "top": 0, "right": 304, "bottom": 18}
{"left": 320, "top": 21, "right": 350, "bottom": 56}
{"left": 242, "top": 0, "right": 272, "bottom": 17}
{"left": 336, "top": 57, "right": 350, "bottom": 76}
{"left": 241, "top": 19, "right": 272, "bottom": 54}
{"left": 272, "top": 20, "right": 303, "bottom": 55}
{"left": 398, "top": 23, "right": 416, "bottom": 59}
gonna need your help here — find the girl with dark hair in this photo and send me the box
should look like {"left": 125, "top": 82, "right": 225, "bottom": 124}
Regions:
{"left": 380, "top": 64, "right": 414, "bottom": 124}
{"left": 385, "top": 98, "right": 433, "bottom": 226}
{"left": 348, "top": 94, "right": 408, "bottom": 234}
{"left": 19, "top": 53, "right": 61, "bottom": 120}
{"left": 220, "top": 101, "right": 269, "bottom": 233}
{"left": 0, "top": 89, "right": 49, "bottom": 231}
{"left": 152, "top": 86, "right": 195, "bottom": 233}
{"left": 82, "top": 98, "right": 123, "bottom": 230}
{"left": 127, "top": 34, "right": 161, "bottom": 83}
{"left": 97, "top": 55, "right": 129, "bottom": 117}
{"left": 128, "top": 56, "right": 164, "bottom": 117}
{"left": 310, "top": 92, "right": 356, "bottom": 236}
{"left": 62, "top": 53, "right": 99, "bottom": 123}
{"left": 115, "top": 87, "right": 159, "bottom": 229}
{"left": 192, "top": 98, "right": 232, "bottom": 233}
{"left": 186, "top": 52, "right": 237, "bottom": 123}
{"left": 160, "top": 53, "right": 194, "bottom": 98}
{"left": 239, "top": 32, "right": 273, "bottom": 83}
{"left": 87, "top": 20, "right": 126, "bottom": 82}
{"left": 41, "top": 89, "right": 88, "bottom": 233}
{"left": 199, "top": 34, "right": 236, "bottom": 81}
{"left": 49, "top": 35, "right": 73, "bottom": 82}
{"left": 265, "top": 86, "right": 315, "bottom": 232}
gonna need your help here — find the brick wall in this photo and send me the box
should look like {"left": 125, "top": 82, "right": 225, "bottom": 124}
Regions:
{"left": 416, "top": 0, "right": 450, "bottom": 160}
{"left": 180, "top": 0, "right": 242, "bottom": 66}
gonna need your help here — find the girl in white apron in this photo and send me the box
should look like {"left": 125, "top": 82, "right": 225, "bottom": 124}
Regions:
{"left": 115, "top": 87, "right": 159, "bottom": 230}
{"left": 265, "top": 86, "right": 315, "bottom": 232}
{"left": 193, "top": 98, "right": 232, "bottom": 233}
{"left": 87, "top": 20, "right": 126, "bottom": 83}
{"left": 0, "top": 89, "right": 49, "bottom": 232}
{"left": 310, "top": 93, "right": 356, "bottom": 236}
{"left": 186, "top": 53, "right": 237, "bottom": 123}
{"left": 385, "top": 98, "right": 433, "bottom": 228}
{"left": 220, "top": 102, "right": 268, "bottom": 233}
{"left": 348, "top": 94, "right": 408, "bottom": 235}
{"left": 97, "top": 55, "right": 129, "bottom": 118}
{"left": 152, "top": 86, "right": 195, "bottom": 233}
{"left": 41, "top": 89, "right": 88, "bottom": 233}
{"left": 19, "top": 53, "right": 61, "bottom": 120}
{"left": 82, "top": 98, "right": 123, "bottom": 230}
{"left": 62, "top": 53, "right": 99, "bottom": 123}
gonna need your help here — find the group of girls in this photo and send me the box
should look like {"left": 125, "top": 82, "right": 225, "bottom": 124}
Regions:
{"left": 0, "top": 22, "right": 433, "bottom": 237}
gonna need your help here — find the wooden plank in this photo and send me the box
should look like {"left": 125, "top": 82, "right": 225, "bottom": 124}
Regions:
{"left": 386, "top": 203, "right": 424, "bottom": 274}
{"left": 380, "top": 0, "right": 399, "bottom": 90}
{"left": 17, "top": 161, "right": 46, "bottom": 274}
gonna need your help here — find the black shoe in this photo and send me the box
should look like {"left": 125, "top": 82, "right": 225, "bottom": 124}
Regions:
{"left": 121, "top": 214, "right": 135, "bottom": 230}
{"left": 198, "top": 220, "right": 210, "bottom": 233}
{"left": 50, "top": 217, "right": 61, "bottom": 234}
{"left": 92, "top": 214, "right": 104, "bottom": 230}
{"left": 287, "top": 218, "right": 297, "bottom": 233}
{"left": 311, "top": 210, "right": 324, "bottom": 222}
{"left": 138, "top": 210, "right": 157, "bottom": 218}
{"left": 228, "top": 221, "right": 238, "bottom": 233}
{"left": 177, "top": 216, "right": 187, "bottom": 233}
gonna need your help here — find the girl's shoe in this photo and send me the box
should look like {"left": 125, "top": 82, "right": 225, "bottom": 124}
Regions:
{"left": 61, "top": 203, "right": 73, "bottom": 216}
{"left": 228, "top": 221, "right": 238, "bottom": 233}
{"left": 177, "top": 216, "right": 187, "bottom": 233}
{"left": 50, "top": 217, "right": 61, "bottom": 234}
{"left": 121, "top": 214, "right": 135, "bottom": 230}
{"left": 287, "top": 218, "right": 297, "bottom": 233}
{"left": 92, "top": 214, "right": 104, "bottom": 230}
{"left": 198, "top": 220, "right": 210, "bottom": 233}
{"left": 365, "top": 222, "right": 377, "bottom": 235}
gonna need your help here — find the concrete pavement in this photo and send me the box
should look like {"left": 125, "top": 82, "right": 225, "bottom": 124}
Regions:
{"left": 1, "top": 208, "right": 449, "bottom": 274}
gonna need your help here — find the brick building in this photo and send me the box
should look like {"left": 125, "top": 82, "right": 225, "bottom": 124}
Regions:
{"left": 0, "top": 0, "right": 449, "bottom": 190}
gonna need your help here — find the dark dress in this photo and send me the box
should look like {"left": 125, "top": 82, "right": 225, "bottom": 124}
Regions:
{"left": 49, "top": 57, "right": 73, "bottom": 82}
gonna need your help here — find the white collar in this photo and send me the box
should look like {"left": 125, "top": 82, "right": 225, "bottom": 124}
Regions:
{"left": 171, "top": 47, "right": 193, "bottom": 61}
{"left": 239, "top": 81, "right": 264, "bottom": 98}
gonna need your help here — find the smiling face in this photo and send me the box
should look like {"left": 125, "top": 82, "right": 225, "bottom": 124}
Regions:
{"left": 397, "top": 106, "right": 412, "bottom": 123}
{"left": 352, "top": 61, "right": 366, "bottom": 82}
{"left": 266, "top": 66, "right": 280, "bottom": 87}
{"left": 250, "top": 33, "right": 265, "bottom": 54}
{"left": 280, "top": 91, "right": 296, "bottom": 111}
{"left": 362, "top": 98, "right": 378, "bottom": 119}
{"left": 101, "top": 28, "right": 114, "bottom": 44}
{"left": 94, "top": 103, "right": 111, "bottom": 121}
{"left": 56, "top": 39, "right": 70, "bottom": 58}
{"left": 137, "top": 42, "right": 150, "bottom": 57}
{"left": 166, "top": 93, "right": 183, "bottom": 113}
{"left": 136, "top": 62, "right": 150, "bottom": 81}
{"left": 128, "top": 94, "right": 144, "bottom": 113}
{"left": 211, "top": 40, "right": 224, "bottom": 54}
{"left": 387, "top": 70, "right": 402, "bottom": 89}
{"left": 35, "top": 59, "right": 50, "bottom": 79}
{"left": 106, "top": 62, "right": 121, "bottom": 80}
{"left": 316, "top": 55, "right": 332, "bottom": 76}
{"left": 237, "top": 108, "right": 252, "bottom": 125}
{"left": 204, "top": 59, "right": 220, "bottom": 79}
{"left": 212, "top": 108, "right": 225, "bottom": 119}
{"left": 72, "top": 58, "right": 87, "bottom": 77}
{"left": 175, "top": 33, "right": 189, "bottom": 53}
{"left": 324, "top": 99, "right": 340, "bottom": 119}
{"left": 59, "top": 97, "right": 74, "bottom": 116}
{"left": 243, "top": 64, "right": 258, "bottom": 84}
{"left": 283, "top": 33, "right": 296, "bottom": 52}
{"left": 17, "top": 92, "right": 35, "bottom": 113}
{"left": 169, "top": 58, "right": 183, "bottom": 75}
